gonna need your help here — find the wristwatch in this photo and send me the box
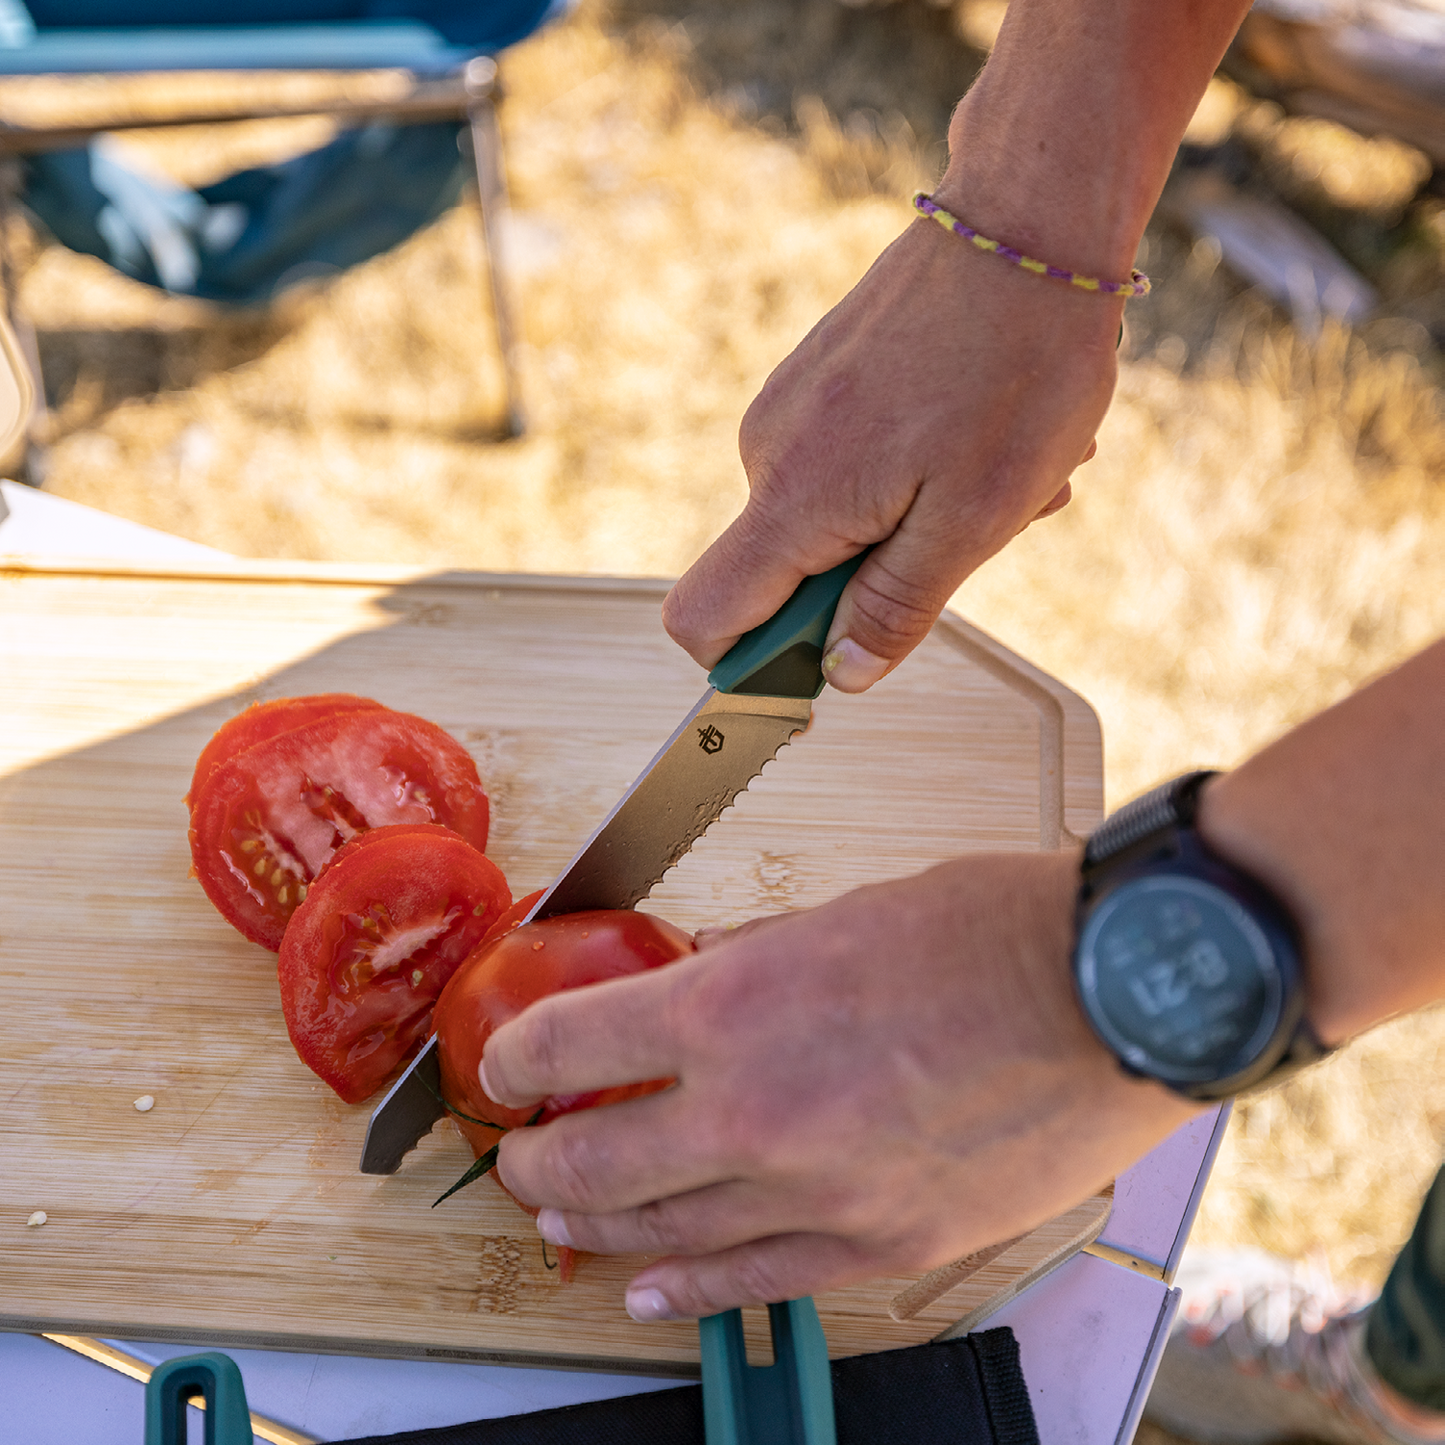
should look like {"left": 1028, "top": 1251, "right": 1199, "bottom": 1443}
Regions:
{"left": 1073, "top": 771, "right": 1329, "bottom": 1100}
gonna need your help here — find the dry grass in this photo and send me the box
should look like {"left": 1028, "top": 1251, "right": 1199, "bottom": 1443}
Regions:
{"left": 5, "top": 0, "right": 1445, "bottom": 1406}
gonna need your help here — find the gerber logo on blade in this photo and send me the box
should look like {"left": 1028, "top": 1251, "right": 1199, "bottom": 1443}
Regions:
{"left": 697, "top": 723, "right": 725, "bottom": 755}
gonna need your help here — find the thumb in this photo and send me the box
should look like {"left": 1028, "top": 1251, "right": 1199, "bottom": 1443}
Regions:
{"left": 820, "top": 506, "right": 978, "bottom": 693}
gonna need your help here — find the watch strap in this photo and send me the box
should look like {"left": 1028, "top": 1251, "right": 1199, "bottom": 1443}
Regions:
{"left": 1248, "top": 1011, "right": 1332, "bottom": 1096}
{"left": 1083, "top": 769, "right": 1219, "bottom": 871}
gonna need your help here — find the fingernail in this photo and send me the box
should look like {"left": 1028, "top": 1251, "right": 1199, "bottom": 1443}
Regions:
{"left": 536, "top": 1209, "right": 574, "bottom": 1248}
{"left": 692, "top": 923, "right": 737, "bottom": 951}
{"left": 820, "top": 637, "right": 889, "bottom": 693}
{"left": 626, "top": 1286, "right": 681, "bottom": 1323}
{"left": 478, "top": 1058, "right": 501, "bottom": 1105}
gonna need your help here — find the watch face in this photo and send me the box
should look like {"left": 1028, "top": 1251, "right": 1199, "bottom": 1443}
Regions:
{"left": 1077, "top": 875, "right": 1283, "bottom": 1084}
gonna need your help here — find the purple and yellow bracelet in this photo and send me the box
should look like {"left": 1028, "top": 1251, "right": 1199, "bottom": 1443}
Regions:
{"left": 913, "top": 191, "right": 1151, "bottom": 299}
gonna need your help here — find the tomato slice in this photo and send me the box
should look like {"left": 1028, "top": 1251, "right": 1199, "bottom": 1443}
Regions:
{"left": 188, "top": 694, "right": 384, "bottom": 802}
{"left": 433, "top": 909, "right": 693, "bottom": 1153}
{"left": 479, "top": 888, "right": 546, "bottom": 948}
{"left": 278, "top": 827, "right": 511, "bottom": 1103}
{"left": 189, "top": 709, "right": 491, "bottom": 950}
{"left": 328, "top": 821, "right": 470, "bottom": 871}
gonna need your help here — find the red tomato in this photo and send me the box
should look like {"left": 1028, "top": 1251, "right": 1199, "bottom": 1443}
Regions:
{"left": 188, "top": 708, "right": 491, "bottom": 950}
{"left": 433, "top": 909, "right": 694, "bottom": 1280}
{"left": 433, "top": 909, "right": 694, "bottom": 1154}
{"left": 278, "top": 826, "right": 511, "bottom": 1103}
{"left": 187, "top": 694, "right": 383, "bottom": 802}
{"left": 479, "top": 888, "right": 545, "bottom": 947}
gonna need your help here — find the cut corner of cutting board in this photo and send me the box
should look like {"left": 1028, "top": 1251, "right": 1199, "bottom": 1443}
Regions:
{"left": 920, "top": 1190, "right": 1113, "bottom": 1343}
{"left": 932, "top": 607, "right": 1104, "bottom": 842}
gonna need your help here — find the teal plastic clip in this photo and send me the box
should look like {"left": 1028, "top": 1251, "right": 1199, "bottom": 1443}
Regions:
{"left": 700, "top": 1298, "right": 837, "bottom": 1445}
{"left": 707, "top": 553, "right": 869, "bottom": 700}
{"left": 144, "top": 1351, "right": 254, "bottom": 1445}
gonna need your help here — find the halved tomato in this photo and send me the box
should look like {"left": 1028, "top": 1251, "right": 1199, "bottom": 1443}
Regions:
{"left": 189, "top": 708, "right": 491, "bottom": 950}
{"left": 188, "top": 694, "right": 384, "bottom": 803}
{"left": 278, "top": 826, "right": 511, "bottom": 1103}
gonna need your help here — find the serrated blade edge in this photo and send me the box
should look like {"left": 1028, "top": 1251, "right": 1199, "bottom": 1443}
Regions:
{"left": 531, "top": 688, "right": 812, "bottom": 918}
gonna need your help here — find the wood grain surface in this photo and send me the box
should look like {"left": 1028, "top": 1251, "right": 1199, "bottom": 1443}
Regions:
{"left": 0, "top": 559, "right": 1104, "bottom": 1373}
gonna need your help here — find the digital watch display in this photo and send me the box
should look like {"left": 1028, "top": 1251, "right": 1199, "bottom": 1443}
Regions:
{"left": 1072, "top": 772, "right": 1326, "bottom": 1100}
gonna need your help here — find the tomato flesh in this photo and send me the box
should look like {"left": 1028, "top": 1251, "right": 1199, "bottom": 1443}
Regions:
{"left": 479, "top": 888, "right": 546, "bottom": 948}
{"left": 278, "top": 827, "right": 511, "bottom": 1103}
{"left": 188, "top": 694, "right": 383, "bottom": 803}
{"left": 189, "top": 708, "right": 491, "bottom": 950}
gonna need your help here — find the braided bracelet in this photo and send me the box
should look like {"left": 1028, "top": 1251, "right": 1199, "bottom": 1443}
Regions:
{"left": 913, "top": 192, "right": 1150, "bottom": 298}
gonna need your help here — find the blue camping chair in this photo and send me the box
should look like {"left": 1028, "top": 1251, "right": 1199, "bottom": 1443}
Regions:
{"left": 0, "top": 0, "right": 564, "bottom": 441}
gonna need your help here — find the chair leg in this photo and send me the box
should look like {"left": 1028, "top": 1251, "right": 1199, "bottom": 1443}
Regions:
{"left": 464, "top": 56, "right": 525, "bottom": 440}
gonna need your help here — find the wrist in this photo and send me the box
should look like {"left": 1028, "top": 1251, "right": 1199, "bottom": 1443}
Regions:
{"left": 1196, "top": 770, "right": 1349, "bottom": 1048}
{"left": 934, "top": 0, "right": 1253, "bottom": 284}
{"left": 936, "top": 93, "right": 1148, "bottom": 286}
{"left": 1195, "top": 640, "right": 1445, "bottom": 1053}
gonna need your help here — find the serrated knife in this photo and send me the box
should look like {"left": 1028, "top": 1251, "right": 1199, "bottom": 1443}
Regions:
{"left": 359, "top": 554, "right": 867, "bottom": 1175}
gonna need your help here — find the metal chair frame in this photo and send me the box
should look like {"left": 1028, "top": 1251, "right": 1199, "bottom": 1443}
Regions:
{"left": 0, "top": 50, "right": 526, "bottom": 473}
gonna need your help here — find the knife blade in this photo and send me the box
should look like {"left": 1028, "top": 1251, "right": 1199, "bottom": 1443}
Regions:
{"left": 359, "top": 553, "right": 867, "bottom": 1175}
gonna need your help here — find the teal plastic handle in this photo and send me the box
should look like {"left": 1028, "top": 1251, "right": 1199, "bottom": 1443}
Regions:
{"left": 707, "top": 553, "right": 869, "bottom": 700}
{"left": 145, "top": 1352, "right": 254, "bottom": 1445}
{"left": 700, "top": 1298, "right": 837, "bottom": 1445}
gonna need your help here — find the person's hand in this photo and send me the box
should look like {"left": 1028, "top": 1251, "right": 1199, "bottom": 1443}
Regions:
{"left": 479, "top": 852, "right": 1197, "bottom": 1320}
{"left": 660, "top": 204, "right": 1124, "bottom": 694}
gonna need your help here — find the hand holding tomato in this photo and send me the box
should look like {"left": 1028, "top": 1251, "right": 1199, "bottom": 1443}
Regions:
{"left": 479, "top": 852, "right": 1197, "bottom": 1320}
{"left": 434, "top": 909, "right": 694, "bottom": 1151}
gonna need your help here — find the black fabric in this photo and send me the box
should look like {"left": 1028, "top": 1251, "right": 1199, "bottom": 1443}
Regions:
{"left": 333, "top": 1328, "right": 1039, "bottom": 1445}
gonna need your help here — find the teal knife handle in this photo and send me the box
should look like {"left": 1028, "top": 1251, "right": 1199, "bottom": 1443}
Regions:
{"left": 700, "top": 1298, "right": 837, "bottom": 1445}
{"left": 707, "top": 552, "right": 870, "bottom": 700}
{"left": 145, "top": 1352, "right": 254, "bottom": 1445}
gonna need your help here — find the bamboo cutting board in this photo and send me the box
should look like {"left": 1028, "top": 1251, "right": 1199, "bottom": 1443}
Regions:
{"left": 0, "top": 558, "right": 1105, "bottom": 1375}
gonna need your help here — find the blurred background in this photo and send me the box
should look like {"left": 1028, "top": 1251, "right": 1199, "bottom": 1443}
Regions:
{"left": 2, "top": 2, "right": 1443, "bottom": 1437}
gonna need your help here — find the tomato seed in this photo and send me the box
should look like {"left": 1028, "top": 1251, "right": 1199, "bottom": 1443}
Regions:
{"left": 239, "top": 840, "right": 260, "bottom": 854}
{"left": 270, "top": 868, "right": 284, "bottom": 887}
{"left": 297, "top": 884, "right": 307, "bottom": 901}
{"left": 253, "top": 858, "right": 269, "bottom": 877}
{"left": 277, "top": 886, "right": 289, "bottom": 905}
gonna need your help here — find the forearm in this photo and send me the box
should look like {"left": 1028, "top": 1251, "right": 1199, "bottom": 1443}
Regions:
{"left": 1200, "top": 638, "right": 1445, "bottom": 1047}
{"left": 939, "top": 0, "right": 1253, "bottom": 277}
